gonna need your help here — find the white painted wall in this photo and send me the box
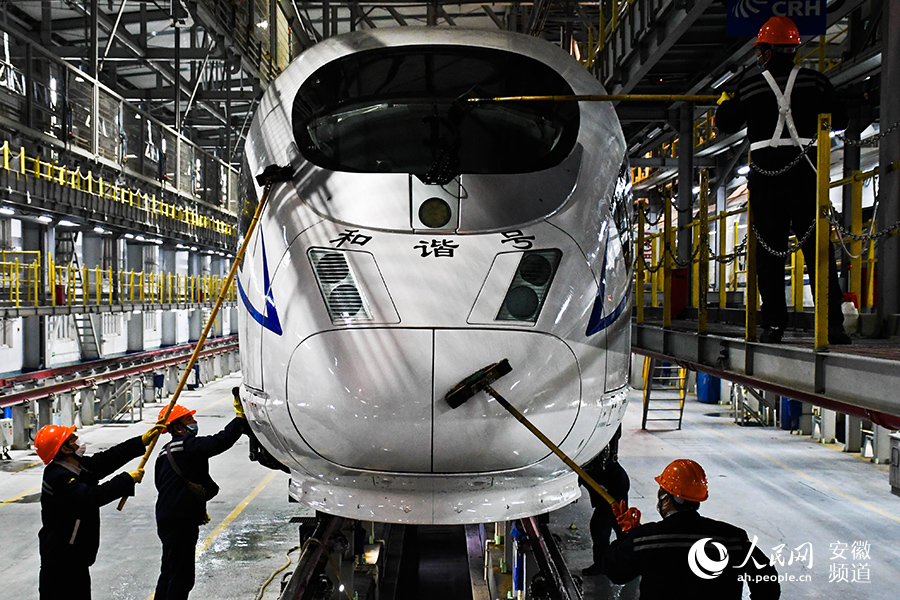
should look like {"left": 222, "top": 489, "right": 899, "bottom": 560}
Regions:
{"left": 47, "top": 315, "right": 80, "bottom": 367}
{"left": 143, "top": 310, "right": 163, "bottom": 349}
{"left": 175, "top": 309, "right": 189, "bottom": 344}
{"left": 0, "top": 318, "right": 24, "bottom": 375}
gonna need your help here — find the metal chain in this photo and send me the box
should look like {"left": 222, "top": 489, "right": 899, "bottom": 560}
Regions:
{"left": 639, "top": 252, "right": 666, "bottom": 274}
{"left": 749, "top": 137, "right": 818, "bottom": 177}
{"left": 828, "top": 118, "right": 900, "bottom": 147}
{"left": 751, "top": 218, "right": 817, "bottom": 258}
{"left": 708, "top": 235, "right": 748, "bottom": 264}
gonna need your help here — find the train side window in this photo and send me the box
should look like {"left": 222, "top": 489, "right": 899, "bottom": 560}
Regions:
{"left": 609, "top": 159, "right": 634, "bottom": 273}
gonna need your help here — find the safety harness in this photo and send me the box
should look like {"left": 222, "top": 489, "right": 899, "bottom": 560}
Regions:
{"left": 749, "top": 65, "right": 816, "bottom": 170}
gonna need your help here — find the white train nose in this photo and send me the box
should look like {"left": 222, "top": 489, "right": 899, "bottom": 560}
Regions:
{"left": 285, "top": 328, "right": 583, "bottom": 473}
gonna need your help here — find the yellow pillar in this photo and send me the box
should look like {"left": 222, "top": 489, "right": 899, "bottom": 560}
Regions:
{"left": 849, "top": 173, "right": 863, "bottom": 304}
{"left": 663, "top": 192, "right": 673, "bottom": 328}
{"left": 636, "top": 204, "right": 645, "bottom": 323}
{"left": 698, "top": 170, "right": 710, "bottom": 334}
{"left": 814, "top": 114, "right": 831, "bottom": 350}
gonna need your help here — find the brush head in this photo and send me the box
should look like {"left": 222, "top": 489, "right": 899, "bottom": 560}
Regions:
{"left": 445, "top": 359, "right": 512, "bottom": 409}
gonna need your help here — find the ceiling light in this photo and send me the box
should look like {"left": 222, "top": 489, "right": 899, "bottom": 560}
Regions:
{"left": 190, "top": 246, "right": 198, "bottom": 251}
{"left": 0, "top": 206, "right": 14, "bottom": 216}
{"left": 737, "top": 165, "right": 750, "bottom": 176}
{"left": 37, "top": 215, "right": 53, "bottom": 223}
{"left": 124, "top": 233, "right": 135, "bottom": 239}
{"left": 59, "top": 219, "right": 78, "bottom": 227}
{"left": 135, "top": 235, "right": 146, "bottom": 241}
{"left": 94, "top": 226, "right": 106, "bottom": 234}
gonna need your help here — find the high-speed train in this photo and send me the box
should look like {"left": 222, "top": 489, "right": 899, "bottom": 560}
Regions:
{"left": 236, "top": 27, "right": 633, "bottom": 525}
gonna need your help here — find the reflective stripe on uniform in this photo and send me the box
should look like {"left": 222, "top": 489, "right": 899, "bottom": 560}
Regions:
{"left": 69, "top": 519, "right": 81, "bottom": 545}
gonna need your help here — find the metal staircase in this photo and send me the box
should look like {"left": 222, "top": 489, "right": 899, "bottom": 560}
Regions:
{"left": 641, "top": 356, "right": 687, "bottom": 430}
{"left": 57, "top": 231, "right": 103, "bottom": 360}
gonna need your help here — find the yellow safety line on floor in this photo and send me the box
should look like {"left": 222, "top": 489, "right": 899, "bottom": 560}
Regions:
{"left": 14, "top": 460, "right": 43, "bottom": 473}
{"left": 196, "top": 470, "right": 278, "bottom": 557}
{"left": 685, "top": 415, "right": 900, "bottom": 526}
{"left": 145, "top": 470, "right": 278, "bottom": 600}
{"left": 0, "top": 485, "right": 39, "bottom": 507}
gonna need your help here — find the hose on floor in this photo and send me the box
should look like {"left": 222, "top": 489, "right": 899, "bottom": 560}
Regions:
{"left": 255, "top": 545, "right": 301, "bottom": 600}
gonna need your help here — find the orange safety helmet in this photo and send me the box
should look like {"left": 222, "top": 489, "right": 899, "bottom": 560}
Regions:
{"left": 655, "top": 459, "right": 709, "bottom": 502}
{"left": 158, "top": 404, "right": 196, "bottom": 433}
{"left": 35, "top": 424, "right": 77, "bottom": 465}
{"left": 755, "top": 16, "right": 801, "bottom": 46}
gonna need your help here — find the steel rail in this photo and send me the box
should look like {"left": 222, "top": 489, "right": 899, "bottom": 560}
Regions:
{"left": 0, "top": 341, "right": 237, "bottom": 408}
{"left": 0, "top": 335, "right": 236, "bottom": 388}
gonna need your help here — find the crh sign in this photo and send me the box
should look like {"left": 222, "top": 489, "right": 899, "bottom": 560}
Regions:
{"left": 727, "top": 0, "right": 826, "bottom": 37}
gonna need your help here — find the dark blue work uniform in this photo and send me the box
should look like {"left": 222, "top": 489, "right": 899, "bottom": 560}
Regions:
{"left": 153, "top": 417, "right": 247, "bottom": 600}
{"left": 38, "top": 436, "right": 145, "bottom": 600}
{"left": 605, "top": 509, "right": 781, "bottom": 599}
{"left": 579, "top": 451, "right": 630, "bottom": 569}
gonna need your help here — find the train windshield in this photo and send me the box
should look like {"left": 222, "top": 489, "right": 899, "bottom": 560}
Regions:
{"left": 292, "top": 46, "right": 579, "bottom": 184}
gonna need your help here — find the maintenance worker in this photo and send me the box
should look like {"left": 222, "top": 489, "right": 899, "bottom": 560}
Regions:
{"left": 604, "top": 459, "right": 780, "bottom": 599}
{"left": 153, "top": 402, "right": 249, "bottom": 600}
{"left": 579, "top": 426, "right": 630, "bottom": 576}
{"left": 36, "top": 422, "right": 162, "bottom": 600}
{"left": 715, "top": 15, "right": 850, "bottom": 345}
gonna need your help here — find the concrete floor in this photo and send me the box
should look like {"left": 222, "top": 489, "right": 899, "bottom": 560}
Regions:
{"left": 549, "top": 387, "right": 900, "bottom": 599}
{"left": 2, "top": 374, "right": 899, "bottom": 599}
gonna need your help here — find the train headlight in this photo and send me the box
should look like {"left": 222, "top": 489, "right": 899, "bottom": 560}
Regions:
{"left": 418, "top": 197, "right": 453, "bottom": 229}
{"left": 496, "top": 249, "right": 561, "bottom": 323}
{"left": 309, "top": 249, "right": 373, "bottom": 323}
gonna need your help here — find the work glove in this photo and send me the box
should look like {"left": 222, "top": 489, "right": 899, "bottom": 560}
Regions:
{"left": 142, "top": 424, "right": 166, "bottom": 446}
{"left": 611, "top": 499, "right": 641, "bottom": 533}
{"left": 128, "top": 468, "right": 145, "bottom": 484}
{"left": 233, "top": 387, "right": 246, "bottom": 419}
{"left": 716, "top": 91, "right": 734, "bottom": 105}
{"left": 201, "top": 512, "right": 211, "bottom": 525}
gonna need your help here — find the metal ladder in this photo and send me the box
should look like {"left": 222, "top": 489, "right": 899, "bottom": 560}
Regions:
{"left": 641, "top": 356, "right": 687, "bottom": 430}
{"left": 58, "top": 231, "right": 103, "bottom": 360}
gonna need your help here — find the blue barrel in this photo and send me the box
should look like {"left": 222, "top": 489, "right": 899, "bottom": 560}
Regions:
{"left": 697, "top": 373, "right": 721, "bottom": 404}
{"left": 781, "top": 397, "right": 802, "bottom": 430}
{"left": 2, "top": 407, "right": 11, "bottom": 419}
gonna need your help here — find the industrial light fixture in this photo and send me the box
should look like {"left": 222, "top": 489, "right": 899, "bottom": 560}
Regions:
{"left": 737, "top": 165, "right": 750, "bottom": 176}
{"left": 692, "top": 186, "right": 701, "bottom": 194}
{"left": 135, "top": 235, "right": 146, "bottom": 241}
{"left": 176, "top": 243, "right": 188, "bottom": 249}
{"left": 37, "top": 215, "right": 53, "bottom": 223}
{"left": 0, "top": 206, "right": 14, "bottom": 216}
{"left": 94, "top": 226, "right": 106, "bottom": 234}
{"left": 124, "top": 233, "right": 135, "bottom": 239}
{"left": 58, "top": 219, "right": 77, "bottom": 227}
{"left": 710, "top": 71, "right": 735, "bottom": 89}
{"left": 646, "top": 127, "right": 662, "bottom": 139}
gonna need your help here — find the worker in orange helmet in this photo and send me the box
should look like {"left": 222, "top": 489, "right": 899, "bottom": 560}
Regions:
{"left": 604, "top": 459, "right": 780, "bottom": 599}
{"left": 716, "top": 15, "right": 850, "bottom": 346}
{"left": 153, "top": 402, "right": 249, "bottom": 600}
{"left": 36, "top": 422, "right": 163, "bottom": 600}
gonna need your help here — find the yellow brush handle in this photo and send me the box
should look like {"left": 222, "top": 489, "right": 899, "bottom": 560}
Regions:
{"left": 116, "top": 182, "right": 275, "bottom": 511}
{"left": 483, "top": 385, "right": 616, "bottom": 506}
